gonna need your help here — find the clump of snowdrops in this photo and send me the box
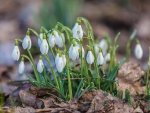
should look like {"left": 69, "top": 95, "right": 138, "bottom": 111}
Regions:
{"left": 12, "top": 17, "right": 146, "bottom": 101}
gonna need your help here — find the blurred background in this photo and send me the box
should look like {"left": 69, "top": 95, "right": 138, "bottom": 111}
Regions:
{"left": 0, "top": 0, "right": 150, "bottom": 95}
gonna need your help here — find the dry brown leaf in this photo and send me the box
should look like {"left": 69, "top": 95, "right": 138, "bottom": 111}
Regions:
{"left": 133, "top": 107, "right": 143, "bottom": 113}
{"left": 19, "top": 90, "right": 43, "bottom": 109}
{"left": 116, "top": 62, "right": 145, "bottom": 96}
{"left": 14, "top": 107, "right": 35, "bottom": 113}
{"left": 87, "top": 90, "right": 134, "bottom": 113}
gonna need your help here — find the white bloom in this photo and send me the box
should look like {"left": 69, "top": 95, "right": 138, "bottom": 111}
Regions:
{"left": 37, "top": 59, "right": 44, "bottom": 73}
{"left": 104, "top": 53, "right": 110, "bottom": 64}
{"left": 22, "top": 35, "right": 32, "bottom": 50}
{"left": 104, "top": 53, "right": 110, "bottom": 63}
{"left": 40, "top": 39, "right": 49, "bottom": 54}
{"left": 98, "top": 39, "right": 108, "bottom": 55}
{"left": 86, "top": 51, "right": 94, "bottom": 64}
{"left": 72, "top": 23, "right": 78, "bottom": 33}
{"left": 48, "top": 33, "right": 55, "bottom": 48}
{"left": 62, "top": 55, "right": 66, "bottom": 68}
{"left": 94, "top": 44, "right": 99, "bottom": 55}
{"left": 69, "top": 44, "right": 79, "bottom": 61}
{"left": 55, "top": 55, "right": 64, "bottom": 72}
{"left": 53, "top": 30, "right": 59, "bottom": 46}
{"left": 57, "top": 34, "right": 64, "bottom": 48}
{"left": 18, "top": 60, "right": 25, "bottom": 74}
{"left": 97, "top": 52, "right": 104, "bottom": 65}
{"left": 134, "top": 44, "right": 143, "bottom": 59}
{"left": 12, "top": 45, "right": 20, "bottom": 61}
{"left": 38, "top": 33, "right": 43, "bottom": 47}
{"left": 72, "top": 23, "right": 83, "bottom": 40}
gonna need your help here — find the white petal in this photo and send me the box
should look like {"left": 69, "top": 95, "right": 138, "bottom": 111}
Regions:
{"left": 12, "top": 46, "right": 20, "bottom": 61}
{"left": 38, "top": 33, "right": 43, "bottom": 47}
{"left": 55, "top": 54, "right": 59, "bottom": 64}
{"left": 28, "top": 36, "right": 32, "bottom": 49}
{"left": 40, "top": 39, "right": 49, "bottom": 54}
{"left": 62, "top": 55, "right": 66, "bottom": 68}
{"left": 86, "top": 51, "right": 94, "bottom": 64}
{"left": 98, "top": 39, "right": 108, "bottom": 55}
{"left": 37, "top": 60, "right": 44, "bottom": 73}
{"left": 73, "top": 24, "right": 83, "bottom": 40}
{"left": 94, "top": 44, "right": 99, "bottom": 55}
{"left": 22, "top": 36, "right": 28, "bottom": 49}
{"left": 134, "top": 44, "right": 143, "bottom": 59}
{"left": 53, "top": 31, "right": 59, "bottom": 45}
{"left": 104, "top": 53, "right": 110, "bottom": 63}
{"left": 18, "top": 61, "right": 25, "bottom": 74}
{"left": 48, "top": 34, "right": 55, "bottom": 47}
{"left": 72, "top": 23, "right": 78, "bottom": 33}
{"left": 57, "top": 35, "right": 63, "bottom": 48}
{"left": 97, "top": 52, "right": 104, "bottom": 65}
{"left": 56, "top": 57, "right": 64, "bottom": 72}
{"left": 71, "top": 46, "right": 79, "bottom": 61}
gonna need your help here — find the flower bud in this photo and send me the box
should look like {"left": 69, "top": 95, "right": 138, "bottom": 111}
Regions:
{"left": 134, "top": 40, "right": 143, "bottom": 59}
{"left": 40, "top": 34, "right": 49, "bottom": 54}
{"left": 37, "top": 56, "right": 44, "bottom": 73}
{"left": 18, "top": 57, "right": 25, "bottom": 74}
{"left": 97, "top": 50, "right": 104, "bottom": 65}
{"left": 22, "top": 31, "right": 32, "bottom": 50}
{"left": 104, "top": 52, "right": 110, "bottom": 63}
{"left": 86, "top": 51, "right": 94, "bottom": 64}
{"left": 55, "top": 54, "right": 64, "bottom": 72}
{"left": 69, "top": 44, "right": 79, "bottom": 61}
{"left": 48, "top": 32, "right": 55, "bottom": 48}
{"left": 72, "top": 22, "right": 83, "bottom": 40}
{"left": 12, "top": 41, "right": 20, "bottom": 61}
{"left": 98, "top": 39, "right": 108, "bottom": 55}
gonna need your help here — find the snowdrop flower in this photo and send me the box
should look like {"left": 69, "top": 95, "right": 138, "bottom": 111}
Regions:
{"left": 57, "top": 33, "right": 64, "bottom": 48}
{"left": 86, "top": 51, "right": 94, "bottom": 64}
{"left": 134, "top": 40, "right": 143, "bottom": 59}
{"left": 72, "top": 21, "right": 83, "bottom": 40}
{"left": 12, "top": 41, "right": 20, "bottom": 61}
{"left": 38, "top": 28, "right": 44, "bottom": 47}
{"left": 48, "top": 32, "right": 55, "bottom": 48}
{"left": 40, "top": 34, "right": 49, "bottom": 54}
{"left": 97, "top": 49, "right": 104, "bottom": 65}
{"left": 69, "top": 43, "right": 79, "bottom": 61}
{"left": 18, "top": 57, "right": 25, "bottom": 74}
{"left": 53, "top": 30, "right": 59, "bottom": 46}
{"left": 22, "top": 31, "right": 32, "bottom": 50}
{"left": 104, "top": 52, "right": 110, "bottom": 63}
{"left": 37, "top": 56, "right": 44, "bottom": 73}
{"left": 94, "top": 44, "right": 99, "bottom": 55}
{"left": 55, "top": 54, "right": 64, "bottom": 72}
{"left": 98, "top": 38, "right": 108, "bottom": 55}
{"left": 72, "top": 23, "right": 78, "bottom": 33}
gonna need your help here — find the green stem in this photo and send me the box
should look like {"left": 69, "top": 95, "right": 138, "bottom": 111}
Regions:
{"left": 66, "top": 55, "right": 73, "bottom": 100}
{"left": 22, "top": 54, "right": 40, "bottom": 82}
{"left": 44, "top": 54, "right": 60, "bottom": 89}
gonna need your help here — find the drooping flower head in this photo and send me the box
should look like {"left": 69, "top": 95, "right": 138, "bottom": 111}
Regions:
{"left": 12, "top": 41, "right": 20, "bottom": 61}
{"left": 69, "top": 42, "right": 79, "bottom": 61}
{"left": 18, "top": 57, "right": 25, "bottom": 74}
{"left": 37, "top": 56, "right": 44, "bottom": 73}
{"left": 86, "top": 46, "right": 94, "bottom": 64}
{"left": 72, "top": 20, "right": 83, "bottom": 40}
{"left": 55, "top": 53, "right": 64, "bottom": 72}
{"left": 48, "top": 32, "right": 56, "bottom": 48}
{"left": 98, "top": 38, "right": 108, "bottom": 55}
{"left": 22, "top": 30, "right": 32, "bottom": 50}
{"left": 97, "top": 49, "right": 104, "bottom": 65}
{"left": 40, "top": 34, "right": 49, "bottom": 55}
{"left": 134, "top": 39, "right": 143, "bottom": 59}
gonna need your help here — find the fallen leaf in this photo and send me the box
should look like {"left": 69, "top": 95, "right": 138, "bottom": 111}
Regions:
{"left": 87, "top": 90, "right": 134, "bottom": 113}
{"left": 116, "top": 62, "right": 145, "bottom": 96}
